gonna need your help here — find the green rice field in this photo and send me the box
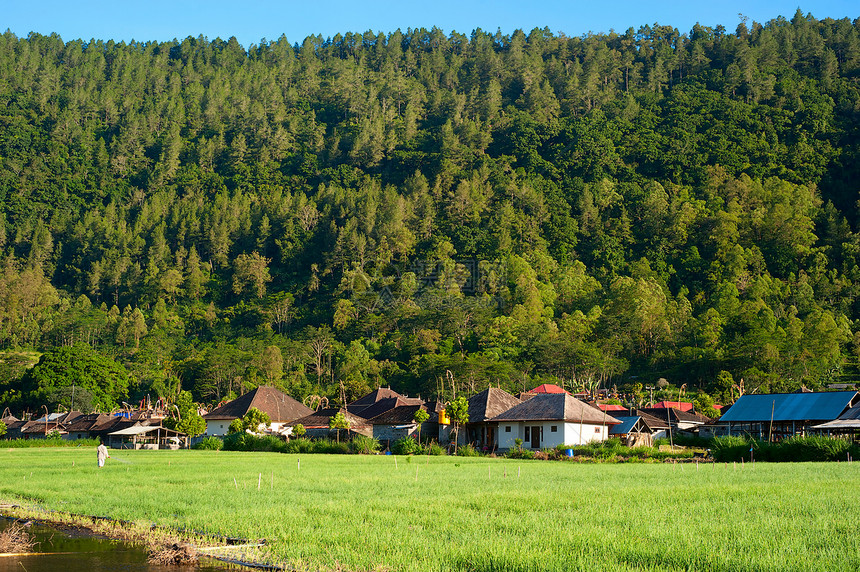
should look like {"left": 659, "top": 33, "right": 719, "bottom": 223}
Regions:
{"left": 1, "top": 448, "right": 858, "bottom": 571}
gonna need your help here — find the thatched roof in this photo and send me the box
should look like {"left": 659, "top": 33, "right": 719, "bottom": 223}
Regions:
{"left": 467, "top": 388, "right": 521, "bottom": 423}
{"left": 491, "top": 393, "right": 621, "bottom": 424}
{"left": 203, "top": 386, "right": 312, "bottom": 422}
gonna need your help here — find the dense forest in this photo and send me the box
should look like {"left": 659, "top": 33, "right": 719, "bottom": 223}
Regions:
{"left": 2, "top": 10, "right": 860, "bottom": 415}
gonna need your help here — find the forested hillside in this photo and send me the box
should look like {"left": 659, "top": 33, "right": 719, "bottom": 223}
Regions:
{"left": 2, "top": 10, "right": 860, "bottom": 413}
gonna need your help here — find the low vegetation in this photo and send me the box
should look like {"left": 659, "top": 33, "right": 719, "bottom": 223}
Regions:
{"left": 0, "top": 520, "right": 36, "bottom": 554}
{"left": 712, "top": 435, "right": 860, "bottom": 463}
{"left": 1, "top": 449, "right": 859, "bottom": 571}
{"left": 1, "top": 438, "right": 99, "bottom": 449}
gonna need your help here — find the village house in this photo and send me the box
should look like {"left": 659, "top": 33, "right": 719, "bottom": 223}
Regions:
{"left": 203, "top": 386, "right": 312, "bottom": 436}
{"left": 368, "top": 404, "right": 431, "bottom": 449}
{"left": 287, "top": 407, "right": 373, "bottom": 440}
{"left": 462, "top": 387, "right": 522, "bottom": 451}
{"left": 491, "top": 393, "right": 621, "bottom": 450}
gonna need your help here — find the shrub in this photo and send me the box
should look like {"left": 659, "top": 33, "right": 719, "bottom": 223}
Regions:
{"left": 711, "top": 435, "right": 751, "bottom": 462}
{"left": 282, "top": 438, "right": 315, "bottom": 454}
{"left": 308, "top": 438, "right": 351, "bottom": 454}
{"left": 350, "top": 435, "right": 381, "bottom": 455}
{"left": 391, "top": 436, "right": 422, "bottom": 455}
{"left": 767, "top": 435, "right": 854, "bottom": 462}
{"left": 506, "top": 446, "right": 535, "bottom": 460}
{"left": 193, "top": 436, "right": 223, "bottom": 450}
{"left": 455, "top": 444, "right": 482, "bottom": 457}
{"left": 421, "top": 441, "right": 447, "bottom": 456}
{"left": 223, "top": 432, "right": 285, "bottom": 453}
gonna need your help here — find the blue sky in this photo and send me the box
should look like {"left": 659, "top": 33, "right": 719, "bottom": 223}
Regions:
{"left": 3, "top": 1, "right": 857, "bottom": 47}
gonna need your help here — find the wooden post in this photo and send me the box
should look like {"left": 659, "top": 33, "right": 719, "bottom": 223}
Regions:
{"left": 768, "top": 400, "right": 775, "bottom": 443}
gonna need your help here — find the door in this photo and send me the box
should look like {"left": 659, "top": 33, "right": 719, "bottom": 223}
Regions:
{"left": 531, "top": 425, "right": 541, "bottom": 449}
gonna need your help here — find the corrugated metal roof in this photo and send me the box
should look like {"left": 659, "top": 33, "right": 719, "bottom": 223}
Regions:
{"left": 719, "top": 391, "right": 858, "bottom": 423}
{"left": 527, "top": 384, "right": 569, "bottom": 394}
{"left": 836, "top": 404, "right": 860, "bottom": 420}
{"left": 609, "top": 416, "right": 641, "bottom": 434}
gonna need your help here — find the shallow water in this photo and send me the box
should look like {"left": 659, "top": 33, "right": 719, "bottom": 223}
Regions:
{"left": 0, "top": 519, "right": 250, "bottom": 572}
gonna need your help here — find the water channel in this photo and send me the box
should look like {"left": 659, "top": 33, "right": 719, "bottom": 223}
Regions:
{"left": 0, "top": 518, "right": 253, "bottom": 572}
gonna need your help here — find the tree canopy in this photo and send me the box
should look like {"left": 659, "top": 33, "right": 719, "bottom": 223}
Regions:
{"left": 2, "top": 12, "right": 860, "bottom": 415}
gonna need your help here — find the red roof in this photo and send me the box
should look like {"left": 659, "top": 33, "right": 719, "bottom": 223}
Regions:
{"left": 652, "top": 401, "right": 693, "bottom": 412}
{"left": 596, "top": 403, "right": 627, "bottom": 411}
{"left": 528, "top": 384, "right": 569, "bottom": 394}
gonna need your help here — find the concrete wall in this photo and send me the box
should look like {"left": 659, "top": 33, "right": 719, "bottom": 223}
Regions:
{"left": 497, "top": 421, "right": 612, "bottom": 449}
{"left": 205, "top": 420, "right": 231, "bottom": 436}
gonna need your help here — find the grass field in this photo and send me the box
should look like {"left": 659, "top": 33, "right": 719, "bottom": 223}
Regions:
{"left": 1, "top": 448, "right": 858, "bottom": 571}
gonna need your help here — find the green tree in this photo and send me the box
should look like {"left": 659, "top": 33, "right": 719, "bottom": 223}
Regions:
{"left": 329, "top": 411, "right": 350, "bottom": 443}
{"left": 164, "top": 390, "right": 207, "bottom": 437}
{"left": 232, "top": 252, "right": 272, "bottom": 299}
{"left": 413, "top": 408, "right": 430, "bottom": 443}
{"left": 20, "top": 345, "right": 131, "bottom": 412}
{"left": 228, "top": 407, "right": 271, "bottom": 434}
{"left": 446, "top": 396, "right": 469, "bottom": 453}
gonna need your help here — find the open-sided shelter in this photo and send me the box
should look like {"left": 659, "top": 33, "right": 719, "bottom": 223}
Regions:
{"left": 715, "top": 391, "right": 860, "bottom": 439}
{"left": 107, "top": 424, "right": 187, "bottom": 449}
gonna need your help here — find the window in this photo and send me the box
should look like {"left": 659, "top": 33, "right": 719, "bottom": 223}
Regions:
{"left": 595, "top": 427, "right": 600, "bottom": 433}
{"left": 505, "top": 426, "right": 511, "bottom": 433}
{"left": 524, "top": 427, "right": 530, "bottom": 441}
{"left": 550, "top": 426, "right": 558, "bottom": 432}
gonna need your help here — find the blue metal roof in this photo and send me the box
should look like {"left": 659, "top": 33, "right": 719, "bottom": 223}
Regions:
{"left": 609, "top": 416, "right": 640, "bottom": 434}
{"left": 719, "top": 391, "right": 858, "bottom": 423}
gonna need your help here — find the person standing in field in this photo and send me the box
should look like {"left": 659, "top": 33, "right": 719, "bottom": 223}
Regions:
{"left": 97, "top": 441, "right": 110, "bottom": 468}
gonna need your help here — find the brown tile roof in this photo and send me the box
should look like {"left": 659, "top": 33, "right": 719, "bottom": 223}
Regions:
{"left": 347, "top": 388, "right": 423, "bottom": 416}
{"left": 21, "top": 420, "right": 64, "bottom": 434}
{"left": 348, "top": 387, "right": 406, "bottom": 408}
{"left": 467, "top": 388, "right": 521, "bottom": 423}
{"left": 368, "top": 405, "right": 427, "bottom": 425}
{"left": 203, "top": 386, "right": 313, "bottom": 422}
{"left": 288, "top": 408, "right": 370, "bottom": 429}
{"left": 64, "top": 413, "right": 112, "bottom": 433}
{"left": 491, "top": 393, "right": 621, "bottom": 425}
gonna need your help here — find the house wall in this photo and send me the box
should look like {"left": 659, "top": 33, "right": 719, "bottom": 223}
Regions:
{"left": 497, "top": 421, "right": 612, "bottom": 449}
{"left": 561, "top": 422, "right": 611, "bottom": 446}
{"left": 373, "top": 424, "right": 417, "bottom": 444}
{"left": 205, "top": 420, "right": 231, "bottom": 436}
